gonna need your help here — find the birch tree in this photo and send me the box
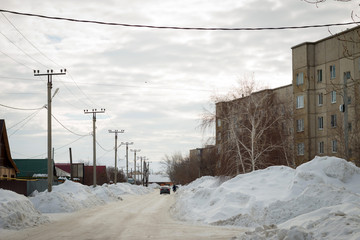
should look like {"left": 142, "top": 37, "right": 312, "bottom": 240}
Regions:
{"left": 202, "top": 77, "right": 293, "bottom": 175}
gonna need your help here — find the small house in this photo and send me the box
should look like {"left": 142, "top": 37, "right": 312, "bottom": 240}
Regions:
{"left": 0, "top": 119, "right": 19, "bottom": 179}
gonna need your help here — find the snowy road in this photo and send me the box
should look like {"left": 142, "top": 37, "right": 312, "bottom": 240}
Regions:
{"left": 2, "top": 190, "right": 243, "bottom": 240}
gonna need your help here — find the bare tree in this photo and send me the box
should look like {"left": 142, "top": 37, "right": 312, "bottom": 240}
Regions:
{"left": 106, "top": 167, "right": 126, "bottom": 183}
{"left": 202, "top": 76, "right": 293, "bottom": 175}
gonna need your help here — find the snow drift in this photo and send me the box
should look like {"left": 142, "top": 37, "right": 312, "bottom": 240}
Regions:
{"left": 0, "top": 189, "right": 49, "bottom": 230}
{"left": 0, "top": 180, "right": 151, "bottom": 229}
{"left": 172, "top": 156, "right": 360, "bottom": 239}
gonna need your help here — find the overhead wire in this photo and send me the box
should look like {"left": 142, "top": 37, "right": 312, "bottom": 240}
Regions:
{"left": 0, "top": 102, "right": 45, "bottom": 111}
{"left": 51, "top": 113, "right": 90, "bottom": 137}
{"left": 0, "top": 49, "right": 34, "bottom": 70}
{"left": 96, "top": 139, "right": 113, "bottom": 152}
{"left": 27, "top": 134, "right": 88, "bottom": 159}
{"left": 0, "top": 30, "right": 49, "bottom": 69}
{"left": 0, "top": 8, "right": 359, "bottom": 31}
{"left": 0, "top": 13, "right": 94, "bottom": 108}
{"left": 1, "top": 12, "right": 60, "bottom": 68}
{"left": 8, "top": 108, "right": 43, "bottom": 136}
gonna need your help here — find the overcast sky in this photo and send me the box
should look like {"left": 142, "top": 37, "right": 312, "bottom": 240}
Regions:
{"left": 0, "top": 0, "right": 358, "bottom": 173}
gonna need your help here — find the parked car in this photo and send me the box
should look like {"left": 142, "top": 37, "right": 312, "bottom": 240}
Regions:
{"left": 160, "top": 186, "right": 170, "bottom": 194}
{"left": 127, "top": 178, "right": 135, "bottom": 184}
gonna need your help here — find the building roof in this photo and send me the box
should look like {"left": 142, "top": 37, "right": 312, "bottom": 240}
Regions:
{"left": 0, "top": 119, "right": 19, "bottom": 173}
{"left": 291, "top": 25, "right": 360, "bottom": 49}
{"left": 13, "top": 158, "right": 55, "bottom": 178}
{"left": 148, "top": 174, "right": 171, "bottom": 183}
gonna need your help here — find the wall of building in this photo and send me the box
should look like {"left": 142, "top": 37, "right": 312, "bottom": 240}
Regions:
{"left": 292, "top": 26, "right": 360, "bottom": 165}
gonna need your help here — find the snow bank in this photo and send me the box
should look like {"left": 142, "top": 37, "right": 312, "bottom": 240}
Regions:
{"left": 30, "top": 180, "right": 151, "bottom": 213}
{"left": 0, "top": 180, "right": 151, "bottom": 229}
{"left": 0, "top": 189, "right": 49, "bottom": 230}
{"left": 172, "top": 156, "right": 360, "bottom": 239}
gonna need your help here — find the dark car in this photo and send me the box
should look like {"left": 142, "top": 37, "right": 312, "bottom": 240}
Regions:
{"left": 160, "top": 186, "right": 170, "bottom": 194}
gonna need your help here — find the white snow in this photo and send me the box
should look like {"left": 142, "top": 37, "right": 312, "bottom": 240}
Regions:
{"left": 0, "top": 180, "right": 151, "bottom": 229}
{"left": 1, "top": 156, "right": 360, "bottom": 240}
{"left": 0, "top": 189, "right": 49, "bottom": 230}
{"left": 171, "top": 156, "right": 360, "bottom": 239}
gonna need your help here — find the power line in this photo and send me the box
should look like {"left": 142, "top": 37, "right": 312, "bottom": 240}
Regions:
{"left": 0, "top": 30, "right": 49, "bottom": 68}
{"left": 0, "top": 49, "right": 34, "bottom": 70}
{"left": 51, "top": 113, "right": 90, "bottom": 137}
{"left": 0, "top": 102, "right": 45, "bottom": 111}
{"left": 0, "top": 8, "right": 359, "bottom": 31}
{"left": 26, "top": 134, "right": 88, "bottom": 159}
{"left": 1, "top": 12, "right": 60, "bottom": 68}
{"left": 8, "top": 108, "right": 43, "bottom": 136}
{"left": 0, "top": 14, "right": 94, "bottom": 108}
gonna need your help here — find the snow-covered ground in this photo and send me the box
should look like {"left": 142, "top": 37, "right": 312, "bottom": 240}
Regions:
{"left": 171, "top": 156, "right": 360, "bottom": 239}
{"left": 0, "top": 181, "right": 152, "bottom": 229}
{"left": 1, "top": 156, "right": 360, "bottom": 239}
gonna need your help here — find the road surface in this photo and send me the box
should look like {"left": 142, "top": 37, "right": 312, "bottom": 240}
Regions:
{"left": 2, "top": 190, "right": 245, "bottom": 240}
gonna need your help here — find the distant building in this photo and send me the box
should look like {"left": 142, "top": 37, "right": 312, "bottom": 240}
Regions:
{"left": 148, "top": 174, "right": 171, "bottom": 185}
{"left": 189, "top": 145, "right": 217, "bottom": 177}
{"left": 14, "top": 158, "right": 56, "bottom": 179}
{"left": 292, "top": 25, "right": 360, "bottom": 166}
{"left": 215, "top": 85, "right": 293, "bottom": 174}
{"left": 83, "top": 165, "right": 108, "bottom": 186}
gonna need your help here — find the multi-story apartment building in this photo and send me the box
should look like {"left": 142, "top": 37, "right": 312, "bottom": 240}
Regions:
{"left": 215, "top": 26, "right": 360, "bottom": 175}
{"left": 292, "top": 25, "right": 360, "bottom": 166}
{"left": 215, "top": 84, "right": 293, "bottom": 175}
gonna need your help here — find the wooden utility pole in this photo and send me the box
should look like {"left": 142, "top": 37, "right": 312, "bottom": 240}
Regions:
{"left": 130, "top": 149, "right": 141, "bottom": 183}
{"left": 109, "top": 130, "right": 124, "bottom": 184}
{"left": 84, "top": 108, "right": 105, "bottom": 187}
{"left": 69, "top": 148, "right": 73, "bottom": 181}
{"left": 34, "top": 69, "right": 66, "bottom": 192}
{"left": 121, "top": 142, "right": 133, "bottom": 180}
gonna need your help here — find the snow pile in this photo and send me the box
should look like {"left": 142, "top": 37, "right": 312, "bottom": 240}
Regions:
{"left": 30, "top": 180, "right": 151, "bottom": 213}
{"left": 0, "top": 189, "right": 49, "bottom": 230}
{"left": 172, "top": 156, "right": 360, "bottom": 239}
{"left": 0, "top": 180, "right": 151, "bottom": 229}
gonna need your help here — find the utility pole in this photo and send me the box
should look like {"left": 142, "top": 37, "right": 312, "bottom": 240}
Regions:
{"left": 121, "top": 142, "right": 133, "bottom": 180}
{"left": 130, "top": 149, "right": 141, "bottom": 183}
{"left": 342, "top": 71, "right": 351, "bottom": 159}
{"left": 69, "top": 148, "right": 73, "bottom": 181}
{"left": 139, "top": 156, "right": 143, "bottom": 185}
{"left": 84, "top": 108, "right": 105, "bottom": 187}
{"left": 108, "top": 129, "right": 124, "bottom": 184}
{"left": 34, "top": 69, "right": 66, "bottom": 192}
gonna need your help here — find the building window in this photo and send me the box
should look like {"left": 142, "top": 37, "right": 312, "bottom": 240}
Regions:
{"left": 330, "top": 65, "right": 336, "bottom": 79}
{"left": 296, "top": 72, "right": 304, "bottom": 85}
{"left": 319, "top": 141, "right": 324, "bottom": 154}
{"left": 217, "top": 119, "right": 221, "bottom": 127}
{"left": 297, "top": 143, "right": 305, "bottom": 156}
{"left": 297, "top": 119, "right": 304, "bottom": 132}
{"left": 318, "top": 116, "right": 324, "bottom": 130}
{"left": 318, "top": 93, "right": 323, "bottom": 105}
{"left": 331, "top": 91, "right": 336, "bottom": 103}
{"left": 331, "top": 114, "right": 337, "bottom": 128}
{"left": 332, "top": 140, "right": 337, "bottom": 153}
{"left": 317, "top": 69, "right": 323, "bottom": 83}
{"left": 296, "top": 95, "right": 304, "bottom": 109}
